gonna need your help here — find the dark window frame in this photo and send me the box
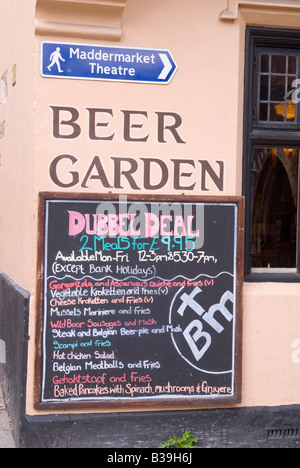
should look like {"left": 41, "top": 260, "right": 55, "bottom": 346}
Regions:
{"left": 243, "top": 27, "right": 300, "bottom": 282}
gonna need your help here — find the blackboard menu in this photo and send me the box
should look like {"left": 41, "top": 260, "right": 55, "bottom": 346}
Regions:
{"left": 35, "top": 194, "right": 244, "bottom": 410}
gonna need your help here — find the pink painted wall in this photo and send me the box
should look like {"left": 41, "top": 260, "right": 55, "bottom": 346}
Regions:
{"left": 0, "top": 0, "right": 36, "bottom": 289}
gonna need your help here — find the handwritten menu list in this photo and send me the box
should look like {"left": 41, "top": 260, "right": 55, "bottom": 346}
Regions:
{"left": 39, "top": 197, "right": 242, "bottom": 407}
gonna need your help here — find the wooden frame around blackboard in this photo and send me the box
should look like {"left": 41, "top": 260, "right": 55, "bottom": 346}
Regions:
{"left": 35, "top": 192, "right": 244, "bottom": 412}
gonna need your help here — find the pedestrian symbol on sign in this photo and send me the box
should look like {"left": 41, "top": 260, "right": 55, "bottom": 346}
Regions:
{"left": 47, "top": 47, "right": 65, "bottom": 73}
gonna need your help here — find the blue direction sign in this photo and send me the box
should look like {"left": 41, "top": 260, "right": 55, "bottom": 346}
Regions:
{"left": 41, "top": 41, "right": 177, "bottom": 84}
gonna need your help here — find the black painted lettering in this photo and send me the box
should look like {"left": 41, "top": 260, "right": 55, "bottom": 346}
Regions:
{"left": 112, "top": 157, "right": 140, "bottom": 190}
{"left": 81, "top": 156, "right": 113, "bottom": 189}
{"left": 141, "top": 158, "right": 168, "bottom": 190}
{"left": 156, "top": 111, "right": 186, "bottom": 144}
{"left": 87, "top": 108, "right": 115, "bottom": 140}
{"left": 51, "top": 106, "right": 81, "bottom": 139}
{"left": 172, "top": 159, "right": 196, "bottom": 191}
{"left": 122, "top": 110, "right": 149, "bottom": 142}
{"left": 199, "top": 160, "right": 224, "bottom": 192}
{"left": 49, "top": 154, "right": 79, "bottom": 188}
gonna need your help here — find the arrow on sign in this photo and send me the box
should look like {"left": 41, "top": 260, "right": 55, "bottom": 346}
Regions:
{"left": 41, "top": 42, "right": 177, "bottom": 84}
{"left": 158, "top": 53, "right": 173, "bottom": 80}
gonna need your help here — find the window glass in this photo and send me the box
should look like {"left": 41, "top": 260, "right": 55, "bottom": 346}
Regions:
{"left": 258, "top": 53, "right": 297, "bottom": 123}
{"left": 261, "top": 54, "right": 269, "bottom": 73}
{"left": 252, "top": 148, "right": 299, "bottom": 269}
{"left": 271, "top": 55, "right": 286, "bottom": 74}
{"left": 288, "top": 56, "right": 296, "bottom": 74}
{"left": 244, "top": 29, "right": 300, "bottom": 279}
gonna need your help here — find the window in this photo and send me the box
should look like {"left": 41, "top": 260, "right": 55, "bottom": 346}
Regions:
{"left": 243, "top": 28, "right": 300, "bottom": 281}
{"left": 252, "top": 147, "right": 298, "bottom": 270}
{"left": 258, "top": 53, "right": 297, "bottom": 123}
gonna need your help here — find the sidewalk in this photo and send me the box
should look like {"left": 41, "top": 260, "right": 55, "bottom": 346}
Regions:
{"left": 0, "top": 386, "right": 16, "bottom": 448}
